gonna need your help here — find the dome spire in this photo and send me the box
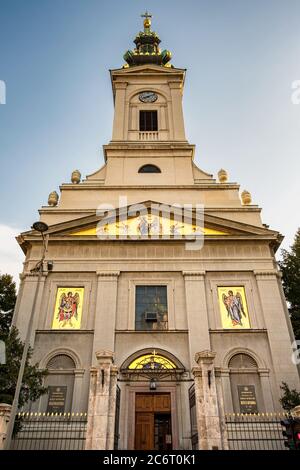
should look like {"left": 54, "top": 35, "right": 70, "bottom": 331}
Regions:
{"left": 123, "top": 13, "right": 172, "bottom": 68}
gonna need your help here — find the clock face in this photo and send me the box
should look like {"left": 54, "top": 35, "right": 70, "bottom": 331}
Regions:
{"left": 139, "top": 91, "right": 158, "bottom": 103}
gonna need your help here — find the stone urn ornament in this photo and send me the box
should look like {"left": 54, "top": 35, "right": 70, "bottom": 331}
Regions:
{"left": 241, "top": 190, "right": 252, "bottom": 205}
{"left": 218, "top": 169, "right": 228, "bottom": 183}
{"left": 71, "top": 169, "right": 81, "bottom": 184}
{"left": 48, "top": 191, "right": 59, "bottom": 207}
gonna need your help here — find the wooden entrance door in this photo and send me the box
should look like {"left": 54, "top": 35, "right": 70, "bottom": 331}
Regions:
{"left": 135, "top": 393, "right": 172, "bottom": 450}
{"left": 135, "top": 413, "right": 154, "bottom": 450}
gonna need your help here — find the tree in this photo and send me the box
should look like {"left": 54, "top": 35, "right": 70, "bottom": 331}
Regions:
{"left": 0, "top": 274, "right": 17, "bottom": 333}
{"left": 279, "top": 228, "right": 300, "bottom": 340}
{"left": 279, "top": 382, "right": 300, "bottom": 412}
{"left": 0, "top": 273, "right": 47, "bottom": 409}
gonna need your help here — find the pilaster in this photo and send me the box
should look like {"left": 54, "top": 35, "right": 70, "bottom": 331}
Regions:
{"left": 72, "top": 369, "right": 85, "bottom": 412}
{"left": 112, "top": 82, "right": 128, "bottom": 141}
{"left": 254, "top": 270, "right": 300, "bottom": 390}
{"left": 169, "top": 81, "right": 186, "bottom": 141}
{"left": 183, "top": 271, "right": 211, "bottom": 367}
{"left": 92, "top": 272, "right": 120, "bottom": 365}
{"left": 12, "top": 272, "right": 48, "bottom": 344}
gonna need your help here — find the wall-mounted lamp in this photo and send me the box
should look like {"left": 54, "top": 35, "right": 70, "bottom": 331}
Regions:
{"left": 149, "top": 378, "right": 156, "bottom": 391}
{"left": 47, "top": 261, "right": 54, "bottom": 271}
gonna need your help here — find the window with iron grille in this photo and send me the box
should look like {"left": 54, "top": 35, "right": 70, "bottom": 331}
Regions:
{"left": 139, "top": 110, "right": 158, "bottom": 131}
{"left": 135, "top": 285, "right": 168, "bottom": 330}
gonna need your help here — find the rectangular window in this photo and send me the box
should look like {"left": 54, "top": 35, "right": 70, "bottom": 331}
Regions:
{"left": 135, "top": 285, "right": 168, "bottom": 330}
{"left": 139, "top": 110, "right": 158, "bottom": 131}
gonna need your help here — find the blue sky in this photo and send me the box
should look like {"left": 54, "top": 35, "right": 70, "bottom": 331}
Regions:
{"left": 1, "top": 0, "right": 300, "bottom": 282}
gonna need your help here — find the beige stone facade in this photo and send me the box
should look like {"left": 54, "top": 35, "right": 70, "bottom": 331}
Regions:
{"left": 13, "top": 19, "right": 299, "bottom": 450}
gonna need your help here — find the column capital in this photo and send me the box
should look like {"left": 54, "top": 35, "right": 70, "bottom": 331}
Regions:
{"left": 169, "top": 81, "right": 182, "bottom": 90}
{"left": 95, "top": 350, "right": 114, "bottom": 365}
{"left": 191, "top": 366, "right": 202, "bottom": 378}
{"left": 182, "top": 270, "right": 206, "bottom": 280}
{"left": 110, "top": 365, "right": 119, "bottom": 377}
{"left": 215, "top": 368, "right": 230, "bottom": 378}
{"left": 0, "top": 404, "right": 11, "bottom": 414}
{"left": 97, "top": 271, "right": 120, "bottom": 280}
{"left": 74, "top": 369, "right": 85, "bottom": 377}
{"left": 195, "top": 350, "right": 216, "bottom": 365}
{"left": 19, "top": 272, "right": 48, "bottom": 281}
{"left": 291, "top": 406, "right": 300, "bottom": 418}
{"left": 254, "top": 270, "right": 280, "bottom": 280}
{"left": 114, "top": 81, "right": 128, "bottom": 90}
{"left": 258, "top": 368, "right": 270, "bottom": 377}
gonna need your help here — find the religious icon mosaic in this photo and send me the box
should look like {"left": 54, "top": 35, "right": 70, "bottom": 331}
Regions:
{"left": 217, "top": 286, "right": 250, "bottom": 329}
{"left": 51, "top": 287, "right": 84, "bottom": 329}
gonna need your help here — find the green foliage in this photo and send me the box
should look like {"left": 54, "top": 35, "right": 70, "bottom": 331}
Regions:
{"left": 279, "top": 228, "right": 300, "bottom": 340}
{"left": 279, "top": 382, "right": 300, "bottom": 411}
{"left": 0, "top": 326, "right": 48, "bottom": 406}
{"left": 0, "top": 274, "right": 17, "bottom": 333}
{"left": 0, "top": 273, "right": 47, "bottom": 410}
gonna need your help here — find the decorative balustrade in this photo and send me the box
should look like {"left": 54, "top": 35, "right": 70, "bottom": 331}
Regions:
{"left": 139, "top": 131, "right": 159, "bottom": 141}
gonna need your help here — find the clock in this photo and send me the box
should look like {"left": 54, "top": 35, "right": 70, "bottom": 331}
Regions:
{"left": 139, "top": 91, "right": 158, "bottom": 103}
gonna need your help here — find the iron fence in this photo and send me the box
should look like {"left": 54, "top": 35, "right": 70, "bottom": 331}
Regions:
{"left": 225, "top": 412, "right": 288, "bottom": 450}
{"left": 10, "top": 412, "right": 87, "bottom": 450}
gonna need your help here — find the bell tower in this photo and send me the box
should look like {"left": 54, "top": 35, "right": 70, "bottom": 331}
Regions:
{"left": 110, "top": 12, "right": 187, "bottom": 143}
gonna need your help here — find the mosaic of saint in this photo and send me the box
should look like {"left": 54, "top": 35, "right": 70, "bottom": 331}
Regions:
{"left": 52, "top": 287, "right": 84, "bottom": 329}
{"left": 217, "top": 287, "right": 250, "bottom": 329}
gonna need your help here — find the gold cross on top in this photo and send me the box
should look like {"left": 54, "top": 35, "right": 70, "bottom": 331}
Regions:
{"left": 141, "top": 11, "right": 152, "bottom": 20}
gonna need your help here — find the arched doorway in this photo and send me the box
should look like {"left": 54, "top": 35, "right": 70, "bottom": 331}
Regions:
{"left": 120, "top": 349, "right": 185, "bottom": 450}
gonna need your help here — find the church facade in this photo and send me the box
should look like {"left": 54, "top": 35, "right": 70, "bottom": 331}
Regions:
{"left": 13, "top": 15, "right": 299, "bottom": 450}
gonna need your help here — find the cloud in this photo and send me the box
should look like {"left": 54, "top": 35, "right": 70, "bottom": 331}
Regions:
{"left": 0, "top": 224, "right": 24, "bottom": 287}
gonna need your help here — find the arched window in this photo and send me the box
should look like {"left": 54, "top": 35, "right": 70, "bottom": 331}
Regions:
{"left": 44, "top": 354, "right": 76, "bottom": 413}
{"left": 229, "top": 353, "right": 257, "bottom": 369}
{"left": 229, "top": 353, "right": 264, "bottom": 414}
{"left": 47, "top": 354, "right": 76, "bottom": 370}
{"left": 128, "top": 353, "right": 177, "bottom": 370}
{"left": 138, "top": 164, "right": 161, "bottom": 174}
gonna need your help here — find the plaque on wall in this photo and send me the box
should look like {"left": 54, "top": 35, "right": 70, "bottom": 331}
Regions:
{"left": 47, "top": 386, "right": 67, "bottom": 413}
{"left": 238, "top": 385, "right": 258, "bottom": 414}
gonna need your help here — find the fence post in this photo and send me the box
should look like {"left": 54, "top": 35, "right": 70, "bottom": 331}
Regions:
{"left": 85, "top": 350, "right": 117, "bottom": 450}
{"left": 192, "top": 351, "right": 224, "bottom": 450}
{"left": 0, "top": 404, "right": 12, "bottom": 449}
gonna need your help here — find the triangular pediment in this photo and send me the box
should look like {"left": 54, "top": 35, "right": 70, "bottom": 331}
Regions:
{"left": 19, "top": 201, "right": 282, "bottom": 249}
